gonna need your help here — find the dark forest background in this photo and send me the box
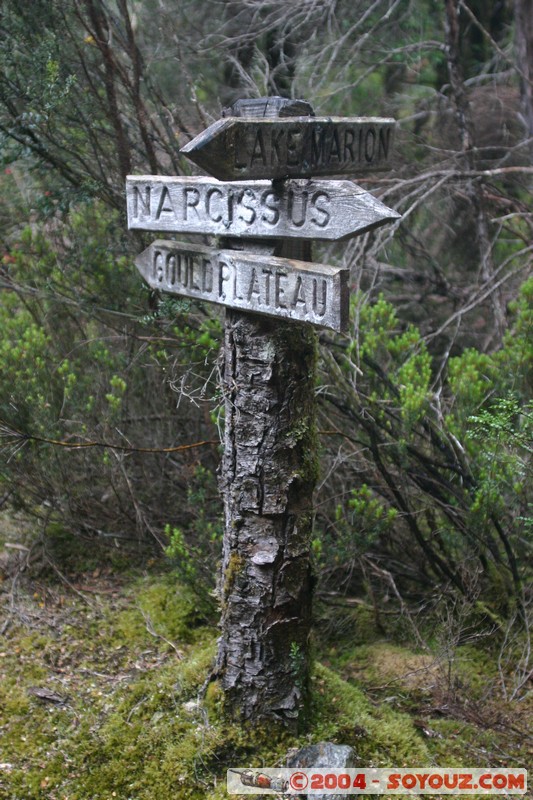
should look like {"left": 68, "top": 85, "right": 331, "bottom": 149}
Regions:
{"left": 0, "top": 0, "right": 531, "bottom": 674}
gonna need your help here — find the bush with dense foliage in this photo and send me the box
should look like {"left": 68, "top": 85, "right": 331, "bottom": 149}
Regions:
{"left": 0, "top": 0, "right": 531, "bottom": 636}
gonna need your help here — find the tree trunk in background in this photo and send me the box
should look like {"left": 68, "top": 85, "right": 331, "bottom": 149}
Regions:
{"left": 444, "top": 0, "right": 506, "bottom": 340}
{"left": 215, "top": 98, "right": 318, "bottom": 725}
{"left": 515, "top": 0, "right": 533, "bottom": 152}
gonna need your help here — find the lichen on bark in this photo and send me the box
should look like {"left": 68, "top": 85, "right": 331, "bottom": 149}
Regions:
{"left": 216, "top": 309, "right": 318, "bottom": 725}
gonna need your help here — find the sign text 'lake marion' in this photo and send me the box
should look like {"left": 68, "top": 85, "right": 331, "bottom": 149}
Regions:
{"left": 135, "top": 240, "right": 349, "bottom": 331}
{"left": 180, "top": 116, "right": 395, "bottom": 181}
{"left": 126, "top": 175, "right": 399, "bottom": 241}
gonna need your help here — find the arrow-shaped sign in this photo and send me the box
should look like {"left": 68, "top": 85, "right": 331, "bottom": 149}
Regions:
{"left": 180, "top": 116, "right": 395, "bottom": 181}
{"left": 135, "top": 240, "right": 349, "bottom": 331}
{"left": 126, "top": 175, "right": 399, "bottom": 241}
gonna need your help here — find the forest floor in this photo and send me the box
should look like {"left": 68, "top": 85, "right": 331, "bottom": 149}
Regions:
{"left": 0, "top": 510, "right": 531, "bottom": 800}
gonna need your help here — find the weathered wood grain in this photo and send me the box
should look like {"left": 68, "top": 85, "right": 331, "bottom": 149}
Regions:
{"left": 126, "top": 175, "right": 400, "bottom": 241}
{"left": 180, "top": 116, "right": 396, "bottom": 180}
{"left": 135, "top": 239, "right": 349, "bottom": 331}
{"left": 214, "top": 96, "right": 319, "bottom": 726}
{"left": 217, "top": 309, "right": 317, "bottom": 723}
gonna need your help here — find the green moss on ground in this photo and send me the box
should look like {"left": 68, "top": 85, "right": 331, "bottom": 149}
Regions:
{"left": 1, "top": 569, "right": 430, "bottom": 799}
{"left": 1, "top": 528, "right": 531, "bottom": 799}
{"left": 0, "top": 571, "right": 219, "bottom": 800}
{"left": 319, "top": 609, "right": 532, "bottom": 784}
{"left": 310, "top": 663, "right": 429, "bottom": 765}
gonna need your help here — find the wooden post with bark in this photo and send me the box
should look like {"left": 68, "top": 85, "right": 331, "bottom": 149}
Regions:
{"left": 126, "top": 95, "right": 398, "bottom": 725}
{"left": 214, "top": 97, "right": 318, "bottom": 725}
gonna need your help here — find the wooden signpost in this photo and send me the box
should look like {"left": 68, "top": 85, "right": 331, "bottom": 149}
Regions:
{"left": 135, "top": 240, "right": 349, "bottom": 331}
{"left": 180, "top": 116, "right": 396, "bottom": 181}
{"left": 126, "top": 175, "right": 399, "bottom": 241}
{"left": 126, "top": 95, "right": 399, "bottom": 723}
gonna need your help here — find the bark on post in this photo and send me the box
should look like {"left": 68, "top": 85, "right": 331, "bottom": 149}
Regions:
{"left": 215, "top": 97, "right": 318, "bottom": 725}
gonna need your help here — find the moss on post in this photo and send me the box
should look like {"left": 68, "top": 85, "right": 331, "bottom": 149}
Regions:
{"left": 216, "top": 311, "right": 318, "bottom": 726}
{"left": 215, "top": 98, "right": 319, "bottom": 727}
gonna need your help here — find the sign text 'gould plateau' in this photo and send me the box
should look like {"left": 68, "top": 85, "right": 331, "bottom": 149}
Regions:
{"left": 134, "top": 240, "right": 349, "bottom": 331}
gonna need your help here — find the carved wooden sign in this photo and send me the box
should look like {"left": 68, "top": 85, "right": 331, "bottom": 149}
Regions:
{"left": 135, "top": 240, "right": 349, "bottom": 331}
{"left": 126, "top": 175, "right": 399, "bottom": 241}
{"left": 180, "top": 116, "right": 395, "bottom": 181}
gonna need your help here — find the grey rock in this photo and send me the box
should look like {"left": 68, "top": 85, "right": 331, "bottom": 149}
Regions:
{"left": 287, "top": 742, "right": 357, "bottom": 799}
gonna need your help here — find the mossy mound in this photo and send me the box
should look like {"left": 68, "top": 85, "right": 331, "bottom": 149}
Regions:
{"left": 1, "top": 568, "right": 433, "bottom": 800}
{"left": 1, "top": 537, "right": 530, "bottom": 799}
{"left": 309, "top": 663, "right": 428, "bottom": 766}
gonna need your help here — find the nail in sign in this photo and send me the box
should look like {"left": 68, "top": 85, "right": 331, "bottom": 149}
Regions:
{"left": 135, "top": 240, "right": 349, "bottom": 331}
